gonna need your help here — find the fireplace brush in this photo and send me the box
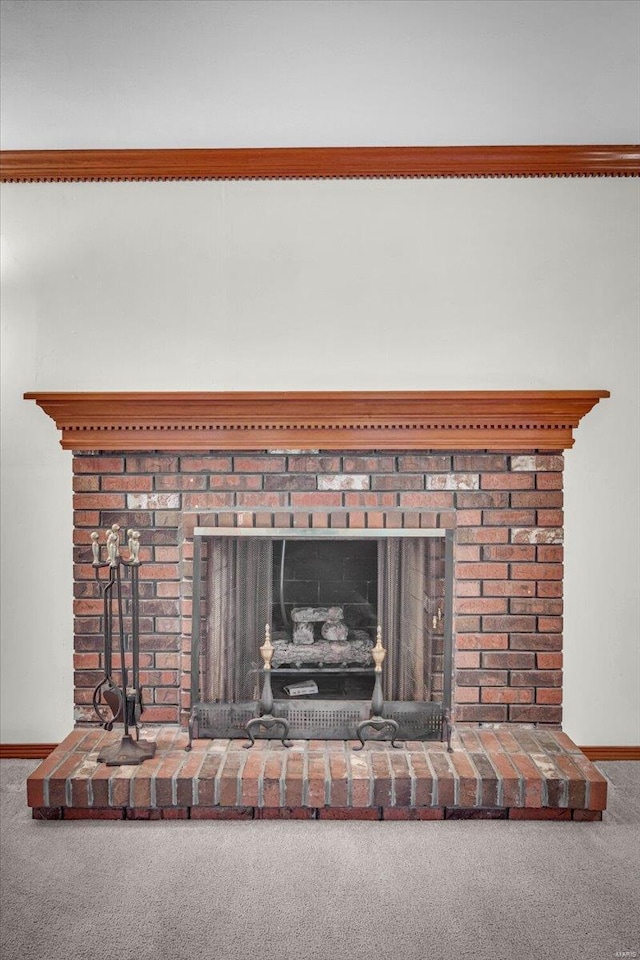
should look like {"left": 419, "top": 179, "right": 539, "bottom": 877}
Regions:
{"left": 91, "top": 525, "right": 156, "bottom": 765}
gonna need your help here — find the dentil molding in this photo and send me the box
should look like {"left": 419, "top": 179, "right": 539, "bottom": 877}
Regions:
{"left": 24, "top": 391, "right": 609, "bottom": 452}
{"left": 2, "top": 146, "right": 638, "bottom": 182}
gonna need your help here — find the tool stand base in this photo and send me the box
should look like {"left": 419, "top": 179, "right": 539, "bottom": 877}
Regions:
{"left": 97, "top": 734, "right": 157, "bottom": 766}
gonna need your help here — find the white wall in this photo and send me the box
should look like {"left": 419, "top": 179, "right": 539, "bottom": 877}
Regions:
{"left": 1, "top": 0, "right": 639, "bottom": 149}
{"left": 1, "top": 0, "right": 639, "bottom": 744}
{"left": 1, "top": 178, "right": 638, "bottom": 744}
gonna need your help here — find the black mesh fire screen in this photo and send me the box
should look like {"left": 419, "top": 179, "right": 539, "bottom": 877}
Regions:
{"left": 202, "top": 537, "right": 272, "bottom": 703}
{"left": 192, "top": 529, "right": 452, "bottom": 740}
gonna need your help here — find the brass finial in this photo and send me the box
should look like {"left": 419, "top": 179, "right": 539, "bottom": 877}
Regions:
{"left": 106, "top": 524, "right": 120, "bottom": 567}
{"left": 90, "top": 531, "right": 101, "bottom": 566}
{"left": 372, "top": 625, "right": 386, "bottom": 673}
{"left": 127, "top": 529, "right": 141, "bottom": 565}
{"left": 259, "top": 623, "right": 274, "bottom": 670}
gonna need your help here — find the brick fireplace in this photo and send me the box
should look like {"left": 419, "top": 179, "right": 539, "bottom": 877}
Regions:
{"left": 24, "top": 390, "right": 612, "bottom": 821}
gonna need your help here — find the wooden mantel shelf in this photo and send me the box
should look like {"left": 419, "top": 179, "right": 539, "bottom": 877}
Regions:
{"left": 24, "top": 391, "right": 609, "bottom": 452}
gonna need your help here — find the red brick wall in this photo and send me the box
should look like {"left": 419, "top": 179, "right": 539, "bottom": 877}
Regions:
{"left": 72, "top": 450, "right": 563, "bottom": 728}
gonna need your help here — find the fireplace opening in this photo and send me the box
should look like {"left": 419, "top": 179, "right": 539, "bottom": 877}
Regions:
{"left": 270, "top": 538, "right": 378, "bottom": 701}
{"left": 189, "top": 528, "right": 453, "bottom": 741}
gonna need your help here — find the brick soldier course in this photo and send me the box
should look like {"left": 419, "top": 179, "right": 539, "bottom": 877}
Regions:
{"left": 27, "top": 726, "right": 607, "bottom": 821}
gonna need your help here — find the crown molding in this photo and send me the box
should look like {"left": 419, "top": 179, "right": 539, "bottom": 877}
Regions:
{"left": 24, "top": 390, "right": 609, "bottom": 452}
{"left": 2, "top": 146, "right": 638, "bottom": 182}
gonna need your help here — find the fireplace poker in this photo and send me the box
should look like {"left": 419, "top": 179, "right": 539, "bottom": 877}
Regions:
{"left": 91, "top": 537, "right": 119, "bottom": 731}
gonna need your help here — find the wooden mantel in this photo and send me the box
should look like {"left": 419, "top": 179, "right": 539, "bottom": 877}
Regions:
{"left": 24, "top": 391, "right": 608, "bottom": 452}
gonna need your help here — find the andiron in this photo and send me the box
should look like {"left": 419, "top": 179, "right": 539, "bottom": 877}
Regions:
{"left": 245, "top": 625, "right": 292, "bottom": 748}
{"left": 353, "top": 626, "right": 401, "bottom": 750}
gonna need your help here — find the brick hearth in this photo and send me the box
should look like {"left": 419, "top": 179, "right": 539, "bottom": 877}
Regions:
{"left": 27, "top": 726, "right": 607, "bottom": 821}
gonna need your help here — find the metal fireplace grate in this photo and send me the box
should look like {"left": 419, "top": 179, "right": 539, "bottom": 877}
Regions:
{"left": 192, "top": 701, "right": 260, "bottom": 739}
{"left": 381, "top": 702, "right": 444, "bottom": 739}
{"left": 273, "top": 700, "right": 370, "bottom": 739}
{"left": 191, "top": 699, "right": 445, "bottom": 741}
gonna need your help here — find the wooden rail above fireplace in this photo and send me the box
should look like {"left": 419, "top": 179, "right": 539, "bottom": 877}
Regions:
{"left": 24, "top": 390, "right": 608, "bottom": 451}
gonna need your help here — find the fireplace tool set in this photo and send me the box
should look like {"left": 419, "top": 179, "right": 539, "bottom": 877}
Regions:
{"left": 91, "top": 524, "right": 156, "bottom": 765}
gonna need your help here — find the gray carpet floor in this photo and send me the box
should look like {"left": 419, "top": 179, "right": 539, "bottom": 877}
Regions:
{"left": 1, "top": 760, "right": 638, "bottom": 960}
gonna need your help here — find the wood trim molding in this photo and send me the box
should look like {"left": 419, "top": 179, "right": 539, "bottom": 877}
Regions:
{"left": 0, "top": 744, "right": 58, "bottom": 759}
{"left": 24, "top": 390, "right": 609, "bottom": 452}
{"left": 580, "top": 746, "right": 640, "bottom": 762}
{"left": 2, "top": 146, "right": 638, "bottom": 183}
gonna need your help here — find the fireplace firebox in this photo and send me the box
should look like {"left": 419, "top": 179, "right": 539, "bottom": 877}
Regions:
{"left": 188, "top": 528, "right": 453, "bottom": 744}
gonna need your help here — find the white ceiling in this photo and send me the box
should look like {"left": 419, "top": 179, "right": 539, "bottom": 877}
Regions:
{"left": 1, "top": 0, "right": 639, "bottom": 150}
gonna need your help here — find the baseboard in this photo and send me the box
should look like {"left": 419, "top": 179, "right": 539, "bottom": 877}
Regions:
{"left": 579, "top": 746, "right": 640, "bottom": 761}
{"left": 0, "top": 744, "right": 58, "bottom": 759}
